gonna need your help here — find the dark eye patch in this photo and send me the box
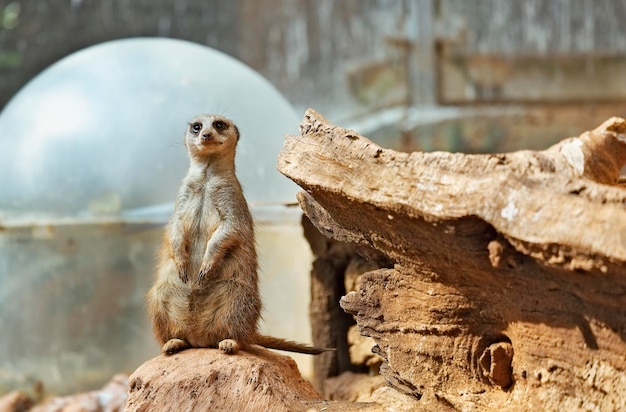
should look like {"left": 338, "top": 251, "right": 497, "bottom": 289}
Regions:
{"left": 190, "top": 122, "right": 202, "bottom": 133}
{"left": 213, "top": 120, "right": 226, "bottom": 131}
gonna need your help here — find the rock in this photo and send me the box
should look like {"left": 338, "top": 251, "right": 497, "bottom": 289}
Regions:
{"left": 347, "top": 326, "right": 380, "bottom": 369}
{"left": 125, "top": 347, "right": 324, "bottom": 412}
{"left": 344, "top": 256, "right": 379, "bottom": 295}
{"left": 278, "top": 109, "right": 626, "bottom": 410}
{"left": 30, "top": 374, "right": 128, "bottom": 412}
{"left": 301, "top": 216, "right": 364, "bottom": 392}
{"left": 323, "top": 372, "right": 385, "bottom": 403}
{"left": 0, "top": 391, "right": 33, "bottom": 412}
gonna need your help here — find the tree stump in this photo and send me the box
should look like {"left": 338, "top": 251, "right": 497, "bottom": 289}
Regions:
{"left": 278, "top": 109, "right": 626, "bottom": 411}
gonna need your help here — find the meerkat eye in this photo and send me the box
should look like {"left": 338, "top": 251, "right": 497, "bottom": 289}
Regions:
{"left": 213, "top": 120, "right": 226, "bottom": 131}
{"left": 190, "top": 122, "right": 202, "bottom": 134}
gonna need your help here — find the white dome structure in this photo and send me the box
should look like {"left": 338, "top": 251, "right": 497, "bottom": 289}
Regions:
{"left": 0, "top": 37, "right": 299, "bottom": 220}
{"left": 0, "top": 38, "right": 312, "bottom": 396}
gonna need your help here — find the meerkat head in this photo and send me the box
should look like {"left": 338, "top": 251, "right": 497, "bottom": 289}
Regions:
{"left": 184, "top": 114, "right": 240, "bottom": 159}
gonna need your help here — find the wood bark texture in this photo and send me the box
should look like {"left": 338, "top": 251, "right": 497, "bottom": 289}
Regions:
{"left": 277, "top": 109, "right": 626, "bottom": 411}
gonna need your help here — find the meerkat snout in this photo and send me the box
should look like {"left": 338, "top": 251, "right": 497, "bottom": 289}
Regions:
{"left": 183, "top": 115, "right": 240, "bottom": 157}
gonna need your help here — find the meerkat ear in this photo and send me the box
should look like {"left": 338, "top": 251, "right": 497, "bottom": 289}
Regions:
{"left": 233, "top": 125, "right": 240, "bottom": 142}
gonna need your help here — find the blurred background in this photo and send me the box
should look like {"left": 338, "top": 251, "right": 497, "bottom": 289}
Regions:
{"left": 2, "top": 0, "right": 626, "bottom": 149}
{"left": 1, "top": 0, "right": 625, "bottom": 398}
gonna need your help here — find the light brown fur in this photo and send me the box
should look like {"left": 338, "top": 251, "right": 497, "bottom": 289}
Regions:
{"left": 146, "top": 114, "right": 331, "bottom": 356}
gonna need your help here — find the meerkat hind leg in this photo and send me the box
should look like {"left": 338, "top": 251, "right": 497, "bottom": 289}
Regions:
{"left": 163, "top": 338, "right": 191, "bottom": 355}
{"left": 218, "top": 339, "right": 240, "bottom": 354}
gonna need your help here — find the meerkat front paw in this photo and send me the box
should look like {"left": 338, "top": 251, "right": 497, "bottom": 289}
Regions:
{"left": 175, "top": 260, "right": 188, "bottom": 283}
{"left": 197, "top": 262, "right": 216, "bottom": 283}
{"left": 218, "top": 339, "right": 240, "bottom": 354}
{"left": 163, "top": 338, "right": 191, "bottom": 355}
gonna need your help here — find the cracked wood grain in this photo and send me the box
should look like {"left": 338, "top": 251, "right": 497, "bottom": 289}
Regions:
{"left": 278, "top": 109, "right": 626, "bottom": 411}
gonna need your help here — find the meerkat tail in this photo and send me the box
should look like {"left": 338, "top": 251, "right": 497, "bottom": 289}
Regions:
{"left": 254, "top": 335, "right": 335, "bottom": 355}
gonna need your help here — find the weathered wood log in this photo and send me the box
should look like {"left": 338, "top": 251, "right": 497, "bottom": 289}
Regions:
{"left": 278, "top": 109, "right": 626, "bottom": 411}
{"left": 301, "top": 215, "right": 381, "bottom": 392}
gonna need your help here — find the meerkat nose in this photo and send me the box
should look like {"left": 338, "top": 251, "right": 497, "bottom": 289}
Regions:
{"left": 202, "top": 132, "right": 212, "bottom": 142}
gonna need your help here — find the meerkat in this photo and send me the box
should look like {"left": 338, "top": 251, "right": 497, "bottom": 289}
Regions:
{"left": 147, "top": 114, "right": 331, "bottom": 356}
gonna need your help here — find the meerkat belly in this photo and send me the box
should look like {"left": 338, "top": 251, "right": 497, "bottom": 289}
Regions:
{"left": 186, "top": 201, "right": 221, "bottom": 276}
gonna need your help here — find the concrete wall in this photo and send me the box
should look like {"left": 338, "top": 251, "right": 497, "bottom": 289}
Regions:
{"left": 2, "top": 1, "right": 625, "bottom": 150}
